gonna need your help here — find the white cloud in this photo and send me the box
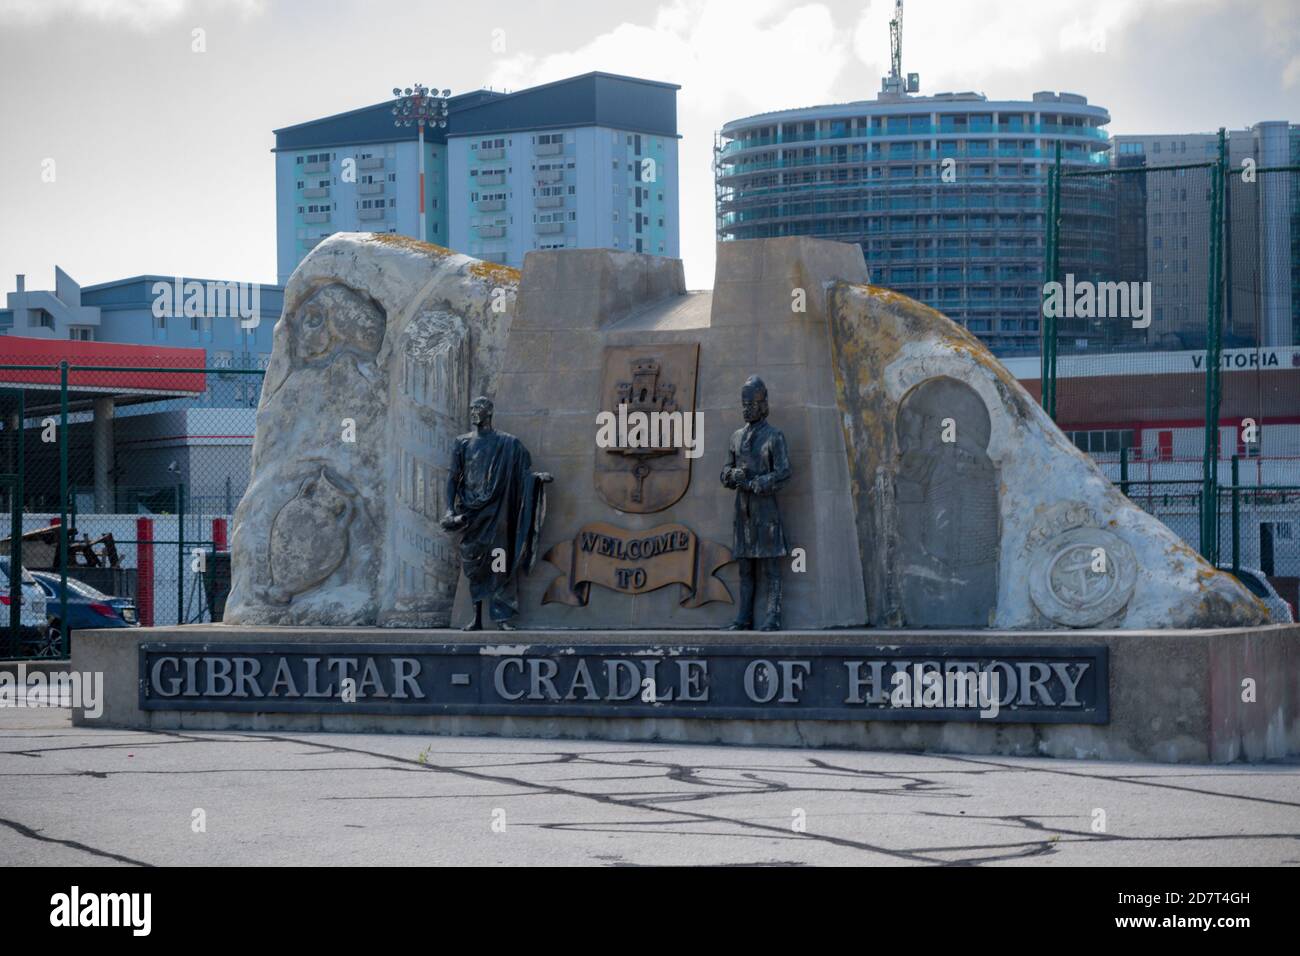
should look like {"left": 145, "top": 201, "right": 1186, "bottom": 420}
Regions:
{"left": 854, "top": 0, "right": 1194, "bottom": 89}
{"left": 486, "top": 0, "right": 850, "bottom": 287}
{"left": 0, "top": 0, "right": 263, "bottom": 31}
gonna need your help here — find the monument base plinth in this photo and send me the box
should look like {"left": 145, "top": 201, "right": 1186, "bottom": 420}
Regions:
{"left": 70, "top": 624, "right": 1300, "bottom": 764}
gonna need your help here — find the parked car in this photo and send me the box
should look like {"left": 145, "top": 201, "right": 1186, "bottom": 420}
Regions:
{"left": 29, "top": 571, "right": 139, "bottom": 647}
{"left": 1217, "top": 566, "right": 1296, "bottom": 623}
{"left": 0, "top": 557, "right": 52, "bottom": 656}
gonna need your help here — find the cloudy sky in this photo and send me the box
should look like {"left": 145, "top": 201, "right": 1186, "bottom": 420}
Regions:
{"left": 1, "top": 0, "right": 1297, "bottom": 292}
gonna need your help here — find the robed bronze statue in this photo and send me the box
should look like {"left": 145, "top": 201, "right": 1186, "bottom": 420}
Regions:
{"left": 441, "top": 396, "right": 551, "bottom": 630}
{"left": 720, "top": 375, "right": 791, "bottom": 630}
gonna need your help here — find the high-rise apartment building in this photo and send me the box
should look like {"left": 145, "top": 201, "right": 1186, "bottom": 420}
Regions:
{"left": 715, "top": 90, "right": 1112, "bottom": 355}
{"left": 1113, "top": 122, "right": 1300, "bottom": 348}
{"left": 274, "top": 73, "right": 680, "bottom": 282}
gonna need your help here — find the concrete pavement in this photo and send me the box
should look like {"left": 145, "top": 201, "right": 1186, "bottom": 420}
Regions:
{"left": 2, "top": 706, "right": 1299, "bottom": 866}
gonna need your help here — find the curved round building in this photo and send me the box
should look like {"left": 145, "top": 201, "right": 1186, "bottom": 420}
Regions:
{"left": 716, "top": 91, "right": 1112, "bottom": 354}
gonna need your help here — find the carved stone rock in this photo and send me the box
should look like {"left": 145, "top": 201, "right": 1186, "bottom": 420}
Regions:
{"left": 828, "top": 279, "right": 1268, "bottom": 629}
{"left": 225, "top": 233, "right": 516, "bottom": 627}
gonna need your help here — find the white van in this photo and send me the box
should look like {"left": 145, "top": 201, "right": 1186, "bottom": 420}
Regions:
{"left": 0, "top": 557, "right": 53, "bottom": 656}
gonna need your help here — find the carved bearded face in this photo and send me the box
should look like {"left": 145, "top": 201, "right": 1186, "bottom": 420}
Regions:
{"left": 292, "top": 283, "right": 385, "bottom": 365}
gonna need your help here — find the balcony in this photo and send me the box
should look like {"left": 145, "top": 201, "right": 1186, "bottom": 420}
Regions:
{"left": 477, "top": 225, "right": 506, "bottom": 238}
{"left": 535, "top": 221, "right": 564, "bottom": 234}
{"left": 478, "top": 147, "right": 505, "bottom": 160}
{"left": 536, "top": 169, "right": 562, "bottom": 183}
{"left": 476, "top": 199, "right": 505, "bottom": 212}
{"left": 303, "top": 161, "right": 328, "bottom": 173}
{"left": 478, "top": 173, "right": 504, "bottom": 186}
{"left": 302, "top": 187, "right": 329, "bottom": 199}
{"left": 359, "top": 182, "right": 384, "bottom": 196}
{"left": 304, "top": 212, "right": 330, "bottom": 224}
{"left": 358, "top": 208, "right": 385, "bottom": 221}
{"left": 535, "top": 195, "right": 564, "bottom": 208}
{"left": 536, "top": 142, "right": 562, "bottom": 156}
{"left": 358, "top": 157, "right": 385, "bottom": 170}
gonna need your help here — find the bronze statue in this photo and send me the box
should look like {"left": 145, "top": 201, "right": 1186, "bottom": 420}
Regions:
{"left": 441, "top": 396, "right": 551, "bottom": 630}
{"left": 720, "top": 375, "right": 791, "bottom": 630}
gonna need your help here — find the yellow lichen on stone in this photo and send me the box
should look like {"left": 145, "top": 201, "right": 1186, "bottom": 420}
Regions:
{"left": 365, "top": 233, "right": 457, "bottom": 257}
{"left": 468, "top": 259, "right": 521, "bottom": 285}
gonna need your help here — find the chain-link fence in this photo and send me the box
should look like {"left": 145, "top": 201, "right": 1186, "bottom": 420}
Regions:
{"left": 1, "top": 356, "right": 263, "bottom": 658}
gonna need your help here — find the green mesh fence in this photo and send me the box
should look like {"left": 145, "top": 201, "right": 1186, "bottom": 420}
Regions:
{"left": 1, "top": 356, "right": 263, "bottom": 658}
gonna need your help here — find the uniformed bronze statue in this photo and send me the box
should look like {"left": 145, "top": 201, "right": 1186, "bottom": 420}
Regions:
{"left": 440, "top": 396, "right": 551, "bottom": 630}
{"left": 720, "top": 375, "right": 791, "bottom": 630}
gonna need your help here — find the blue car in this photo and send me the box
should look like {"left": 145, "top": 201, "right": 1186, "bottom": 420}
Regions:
{"left": 29, "top": 571, "right": 139, "bottom": 645}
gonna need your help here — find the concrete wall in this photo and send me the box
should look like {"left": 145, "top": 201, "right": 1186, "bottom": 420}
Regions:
{"left": 473, "top": 239, "right": 868, "bottom": 629}
{"left": 70, "top": 623, "right": 1300, "bottom": 764}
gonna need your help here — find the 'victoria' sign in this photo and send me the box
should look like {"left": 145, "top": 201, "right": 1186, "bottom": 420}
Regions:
{"left": 139, "top": 642, "right": 1108, "bottom": 724}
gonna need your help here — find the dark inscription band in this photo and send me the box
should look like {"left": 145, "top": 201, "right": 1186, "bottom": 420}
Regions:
{"left": 139, "top": 642, "right": 1108, "bottom": 724}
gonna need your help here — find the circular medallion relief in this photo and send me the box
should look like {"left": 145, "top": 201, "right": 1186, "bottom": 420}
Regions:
{"left": 1028, "top": 527, "right": 1136, "bottom": 627}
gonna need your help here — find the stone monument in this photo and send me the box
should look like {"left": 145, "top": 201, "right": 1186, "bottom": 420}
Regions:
{"left": 72, "top": 234, "right": 1300, "bottom": 765}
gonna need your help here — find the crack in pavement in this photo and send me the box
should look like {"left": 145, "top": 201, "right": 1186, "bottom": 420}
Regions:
{"left": 6, "top": 728, "right": 1297, "bottom": 866}
{"left": 0, "top": 815, "right": 153, "bottom": 866}
{"left": 927, "top": 753, "right": 1300, "bottom": 810}
{"left": 244, "top": 733, "right": 950, "bottom": 864}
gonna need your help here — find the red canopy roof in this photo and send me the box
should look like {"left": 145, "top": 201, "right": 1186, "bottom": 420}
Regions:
{"left": 0, "top": 336, "right": 206, "bottom": 396}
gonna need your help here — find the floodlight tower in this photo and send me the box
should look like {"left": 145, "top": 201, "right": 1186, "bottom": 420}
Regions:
{"left": 392, "top": 84, "right": 450, "bottom": 241}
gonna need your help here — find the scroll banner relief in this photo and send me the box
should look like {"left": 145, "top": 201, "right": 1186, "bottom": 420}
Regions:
{"left": 543, "top": 522, "right": 733, "bottom": 608}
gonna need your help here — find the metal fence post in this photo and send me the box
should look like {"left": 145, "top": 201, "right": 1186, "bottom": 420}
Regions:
{"left": 177, "top": 482, "right": 185, "bottom": 626}
{"left": 58, "top": 361, "right": 69, "bottom": 656}
{"left": 1199, "top": 129, "right": 1227, "bottom": 564}
{"left": 1230, "top": 454, "right": 1240, "bottom": 575}
{"left": 1040, "top": 142, "right": 1062, "bottom": 420}
{"left": 1119, "top": 445, "right": 1129, "bottom": 497}
{"left": 6, "top": 389, "right": 24, "bottom": 658}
